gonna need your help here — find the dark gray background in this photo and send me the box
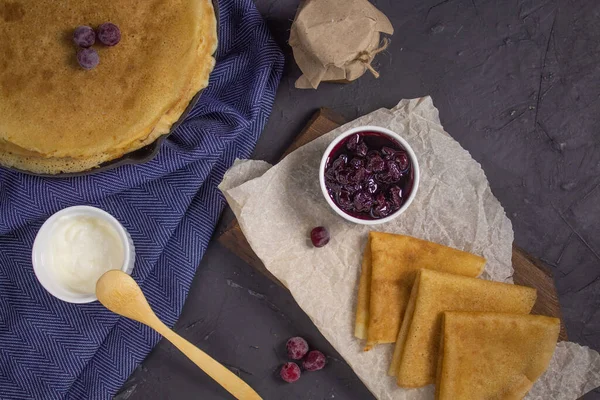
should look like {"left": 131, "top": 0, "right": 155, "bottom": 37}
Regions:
{"left": 117, "top": 0, "right": 600, "bottom": 398}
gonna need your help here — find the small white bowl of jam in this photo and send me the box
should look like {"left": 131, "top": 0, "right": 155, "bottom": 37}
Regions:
{"left": 319, "top": 126, "right": 420, "bottom": 225}
{"left": 32, "top": 206, "right": 135, "bottom": 303}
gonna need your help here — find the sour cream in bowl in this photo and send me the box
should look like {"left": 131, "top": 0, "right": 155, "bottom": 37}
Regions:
{"left": 32, "top": 206, "right": 135, "bottom": 303}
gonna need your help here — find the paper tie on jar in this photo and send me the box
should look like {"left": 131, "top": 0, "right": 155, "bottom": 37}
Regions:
{"left": 290, "top": 0, "right": 394, "bottom": 89}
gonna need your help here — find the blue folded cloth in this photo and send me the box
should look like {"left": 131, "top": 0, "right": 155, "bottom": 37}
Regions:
{"left": 0, "top": 0, "right": 283, "bottom": 398}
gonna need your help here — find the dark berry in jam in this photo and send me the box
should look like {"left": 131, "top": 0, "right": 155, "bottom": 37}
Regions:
{"left": 355, "top": 141, "right": 368, "bottom": 157}
{"left": 371, "top": 192, "right": 392, "bottom": 218}
{"left": 280, "top": 362, "right": 301, "bottom": 383}
{"left": 346, "top": 134, "right": 360, "bottom": 152}
{"left": 366, "top": 153, "right": 385, "bottom": 172}
{"left": 389, "top": 186, "right": 403, "bottom": 209}
{"left": 310, "top": 227, "right": 330, "bottom": 247}
{"left": 396, "top": 152, "right": 410, "bottom": 172}
{"left": 335, "top": 190, "right": 352, "bottom": 210}
{"left": 349, "top": 158, "right": 364, "bottom": 169}
{"left": 324, "top": 131, "right": 413, "bottom": 220}
{"left": 353, "top": 191, "right": 373, "bottom": 212}
{"left": 366, "top": 178, "right": 378, "bottom": 194}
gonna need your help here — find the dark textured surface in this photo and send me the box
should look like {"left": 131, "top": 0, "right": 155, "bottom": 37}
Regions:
{"left": 118, "top": 0, "right": 600, "bottom": 398}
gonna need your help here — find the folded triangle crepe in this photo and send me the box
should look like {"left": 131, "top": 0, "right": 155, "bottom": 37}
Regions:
{"left": 389, "top": 269, "right": 537, "bottom": 388}
{"left": 354, "top": 232, "right": 486, "bottom": 349}
{"left": 436, "top": 311, "right": 560, "bottom": 400}
{"left": 354, "top": 238, "right": 372, "bottom": 340}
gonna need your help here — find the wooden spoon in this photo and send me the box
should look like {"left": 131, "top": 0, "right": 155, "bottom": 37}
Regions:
{"left": 96, "top": 270, "right": 262, "bottom": 400}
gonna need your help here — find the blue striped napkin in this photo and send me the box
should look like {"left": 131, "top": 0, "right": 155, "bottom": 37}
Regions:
{"left": 0, "top": 0, "right": 283, "bottom": 398}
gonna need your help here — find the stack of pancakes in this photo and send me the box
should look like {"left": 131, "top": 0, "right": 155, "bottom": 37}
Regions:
{"left": 0, "top": 0, "right": 217, "bottom": 174}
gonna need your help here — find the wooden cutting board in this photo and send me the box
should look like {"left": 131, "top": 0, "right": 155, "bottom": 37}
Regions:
{"left": 218, "top": 108, "right": 567, "bottom": 341}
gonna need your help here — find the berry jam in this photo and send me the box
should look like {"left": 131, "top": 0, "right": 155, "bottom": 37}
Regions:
{"left": 324, "top": 132, "right": 414, "bottom": 220}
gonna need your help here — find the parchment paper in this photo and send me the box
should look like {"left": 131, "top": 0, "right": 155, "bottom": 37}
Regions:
{"left": 219, "top": 97, "right": 600, "bottom": 399}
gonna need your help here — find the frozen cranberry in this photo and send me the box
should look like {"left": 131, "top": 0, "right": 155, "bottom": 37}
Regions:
{"left": 355, "top": 142, "right": 368, "bottom": 157}
{"left": 280, "top": 362, "right": 301, "bottom": 383}
{"left": 73, "top": 26, "right": 95, "bottom": 47}
{"left": 366, "top": 154, "right": 385, "bottom": 172}
{"left": 76, "top": 48, "right": 99, "bottom": 70}
{"left": 97, "top": 22, "right": 121, "bottom": 46}
{"left": 286, "top": 337, "right": 309, "bottom": 359}
{"left": 310, "top": 227, "right": 330, "bottom": 248}
{"left": 353, "top": 191, "right": 373, "bottom": 212}
{"left": 346, "top": 134, "right": 360, "bottom": 152}
{"left": 302, "top": 351, "right": 326, "bottom": 372}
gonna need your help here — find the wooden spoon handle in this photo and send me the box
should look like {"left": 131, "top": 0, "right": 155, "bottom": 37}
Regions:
{"left": 153, "top": 322, "right": 262, "bottom": 400}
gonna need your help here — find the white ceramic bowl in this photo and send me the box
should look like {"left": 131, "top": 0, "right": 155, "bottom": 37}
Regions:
{"left": 319, "top": 125, "right": 420, "bottom": 225}
{"left": 32, "top": 206, "right": 135, "bottom": 304}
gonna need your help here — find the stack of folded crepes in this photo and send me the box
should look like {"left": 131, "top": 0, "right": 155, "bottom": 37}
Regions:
{"left": 354, "top": 231, "right": 486, "bottom": 349}
{"left": 0, "top": 0, "right": 217, "bottom": 174}
{"left": 355, "top": 232, "right": 560, "bottom": 399}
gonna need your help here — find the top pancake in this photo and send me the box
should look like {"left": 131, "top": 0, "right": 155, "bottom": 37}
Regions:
{"left": 436, "top": 312, "right": 559, "bottom": 400}
{"left": 356, "top": 231, "right": 485, "bottom": 349}
{"left": 0, "top": 0, "right": 216, "bottom": 166}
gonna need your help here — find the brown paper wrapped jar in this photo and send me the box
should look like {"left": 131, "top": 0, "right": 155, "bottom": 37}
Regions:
{"left": 289, "top": 0, "right": 394, "bottom": 89}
